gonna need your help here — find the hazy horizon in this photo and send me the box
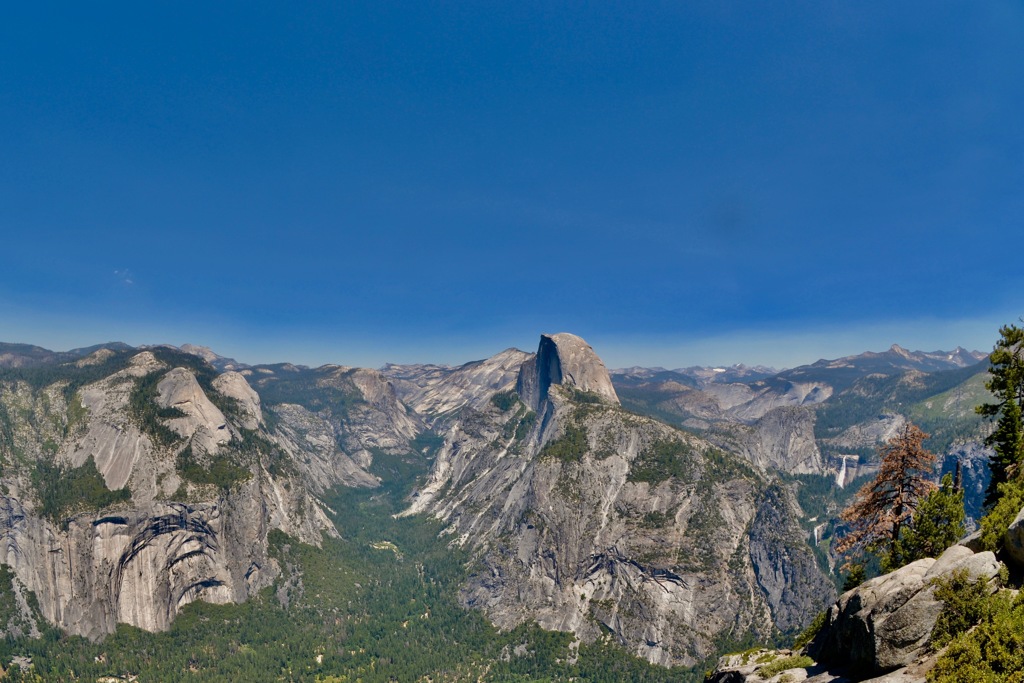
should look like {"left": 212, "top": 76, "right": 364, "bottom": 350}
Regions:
{"left": 0, "top": 313, "right": 1003, "bottom": 372}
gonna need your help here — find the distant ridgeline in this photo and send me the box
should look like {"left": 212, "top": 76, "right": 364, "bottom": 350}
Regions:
{"left": 0, "top": 336, "right": 993, "bottom": 680}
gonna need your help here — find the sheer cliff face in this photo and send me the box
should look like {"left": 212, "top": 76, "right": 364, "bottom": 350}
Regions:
{"left": 406, "top": 334, "right": 834, "bottom": 667}
{"left": 0, "top": 351, "right": 343, "bottom": 640}
{"left": 516, "top": 333, "right": 619, "bottom": 412}
{"left": 0, "top": 337, "right": 835, "bottom": 662}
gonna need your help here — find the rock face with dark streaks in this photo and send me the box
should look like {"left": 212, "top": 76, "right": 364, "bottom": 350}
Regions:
{"left": 0, "top": 350, "right": 336, "bottom": 640}
{"left": 406, "top": 334, "right": 834, "bottom": 667}
{"left": 748, "top": 484, "right": 836, "bottom": 632}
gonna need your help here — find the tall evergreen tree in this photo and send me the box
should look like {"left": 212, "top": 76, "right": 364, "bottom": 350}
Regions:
{"left": 977, "top": 323, "right": 1024, "bottom": 508}
{"left": 883, "top": 473, "right": 965, "bottom": 571}
{"left": 836, "top": 423, "right": 937, "bottom": 567}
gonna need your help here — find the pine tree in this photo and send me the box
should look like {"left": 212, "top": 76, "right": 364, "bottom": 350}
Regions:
{"left": 883, "top": 473, "right": 965, "bottom": 571}
{"left": 835, "top": 422, "right": 937, "bottom": 567}
{"left": 977, "top": 323, "right": 1024, "bottom": 507}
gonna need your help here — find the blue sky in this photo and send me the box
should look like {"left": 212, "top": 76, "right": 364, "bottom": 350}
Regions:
{"left": 2, "top": 2, "right": 1022, "bottom": 369}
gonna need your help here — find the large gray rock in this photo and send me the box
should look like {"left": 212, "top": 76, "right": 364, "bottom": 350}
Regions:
{"left": 749, "top": 484, "right": 837, "bottom": 632}
{"left": 384, "top": 349, "right": 530, "bottom": 420}
{"left": 715, "top": 406, "right": 827, "bottom": 475}
{"left": 1003, "top": 505, "right": 1024, "bottom": 568}
{"left": 812, "top": 545, "right": 1001, "bottom": 675}
{"left": 211, "top": 371, "right": 262, "bottom": 430}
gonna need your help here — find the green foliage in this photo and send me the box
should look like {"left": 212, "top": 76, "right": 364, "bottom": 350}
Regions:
{"left": 176, "top": 446, "right": 251, "bottom": 490}
{"left": 492, "top": 403, "right": 537, "bottom": 451}
{"left": 540, "top": 423, "right": 589, "bottom": 462}
{"left": 566, "top": 387, "right": 606, "bottom": 404}
{"left": 758, "top": 654, "right": 814, "bottom": 679}
{"left": 0, "top": 565, "right": 41, "bottom": 643}
{"left": 884, "top": 473, "right": 965, "bottom": 572}
{"left": 930, "top": 568, "right": 996, "bottom": 649}
{"left": 929, "top": 591, "right": 1024, "bottom": 683}
{"left": 842, "top": 564, "right": 867, "bottom": 592}
{"left": 514, "top": 409, "right": 537, "bottom": 440}
{"left": 65, "top": 391, "right": 89, "bottom": 433}
{"left": 627, "top": 439, "right": 693, "bottom": 484}
{"left": 784, "top": 473, "right": 840, "bottom": 521}
{"left": 702, "top": 445, "right": 756, "bottom": 481}
{"left": 977, "top": 324, "right": 1024, "bottom": 508}
{"left": 909, "top": 371, "right": 991, "bottom": 455}
{"left": 640, "top": 510, "right": 672, "bottom": 528}
{"left": 0, "top": 472, "right": 705, "bottom": 682}
{"left": 792, "top": 611, "right": 826, "bottom": 650}
{"left": 410, "top": 430, "right": 445, "bottom": 457}
{"left": 490, "top": 390, "right": 520, "bottom": 412}
{"left": 979, "top": 476, "right": 1024, "bottom": 553}
{"left": 0, "top": 349, "right": 133, "bottom": 404}
{"left": 249, "top": 366, "right": 364, "bottom": 418}
{"left": 31, "top": 456, "right": 130, "bottom": 525}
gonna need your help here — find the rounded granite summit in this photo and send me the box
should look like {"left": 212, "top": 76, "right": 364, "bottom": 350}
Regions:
{"left": 516, "top": 332, "right": 619, "bottom": 411}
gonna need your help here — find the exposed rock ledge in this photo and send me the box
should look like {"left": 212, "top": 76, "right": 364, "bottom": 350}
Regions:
{"left": 708, "top": 541, "right": 1002, "bottom": 683}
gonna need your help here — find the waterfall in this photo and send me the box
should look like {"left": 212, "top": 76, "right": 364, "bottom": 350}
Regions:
{"left": 836, "top": 455, "right": 849, "bottom": 489}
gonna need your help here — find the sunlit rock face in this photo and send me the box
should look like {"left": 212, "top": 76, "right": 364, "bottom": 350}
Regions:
{"left": 516, "top": 332, "right": 619, "bottom": 412}
{"left": 406, "top": 334, "right": 834, "bottom": 667}
{"left": 0, "top": 351, "right": 336, "bottom": 640}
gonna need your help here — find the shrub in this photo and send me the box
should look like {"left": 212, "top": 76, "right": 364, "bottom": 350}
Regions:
{"left": 929, "top": 591, "right": 1024, "bottom": 683}
{"left": 884, "top": 473, "right": 965, "bottom": 572}
{"left": 792, "top": 611, "right": 826, "bottom": 650}
{"left": 540, "top": 424, "right": 588, "bottom": 462}
{"left": 490, "top": 391, "right": 519, "bottom": 412}
{"left": 979, "top": 476, "right": 1024, "bottom": 553}
{"left": 32, "top": 456, "right": 131, "bottom": 525}
{"left": 930, "top": 568, "right": 996, "bottom": 648}
{"left": 759, "top": 654, "right": 814, "bottom": 678}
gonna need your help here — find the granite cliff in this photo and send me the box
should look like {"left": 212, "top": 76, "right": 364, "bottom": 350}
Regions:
{"left": 403, "top": 333, "right": 834, "bottom": 666}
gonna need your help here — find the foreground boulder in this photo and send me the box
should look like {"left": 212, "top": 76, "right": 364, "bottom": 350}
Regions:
{"left": 811, "top": 545, "right": 999, "bottom": 675}
{"left": 708, "top": 541, "right": 1003, "bottom": 682}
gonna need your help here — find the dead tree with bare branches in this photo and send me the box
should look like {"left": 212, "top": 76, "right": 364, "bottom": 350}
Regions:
{"left": 835, "top": 422, "right": 937, "bottom": 568}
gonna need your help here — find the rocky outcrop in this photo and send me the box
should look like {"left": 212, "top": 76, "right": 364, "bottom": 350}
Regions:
{"left": 157, "top": 368, "right": 233, "bottom": 454}
{"left": 825, "top": 414, "right": 907, "bottom": 452}
{"left": 383, "top": 349, "right": 531, "bottom": 420}
{"left": 64, "top": 353, "right": 167, "bottom": 492}
{"left": 0, "top": 351, "right": 338, "bottom": 640}
{"left": 0, "top": 483, "right": 314, "bottom": 639}
{"left": 516, "top": 333, "right": 619, "bottom": 412}
{"left": 749, "top": 485, "right": 836, "bottom": 631}
{"left": 270, "top": 402, "right": 379, "bottom": 491}
{"left": 211, "top": 371, "right": 263, "bottom": 430}
{"left": 718, "top": 406, "right": 826, "bottom": 475}
{"left": 811, "top": 545, "right": 1000, "bottom": 676}
{"left": 708, "top": 541, "right": 1002, "bottom": 683}
{"left": 406, "top": 335, "right": 832, "bottom": 667}
{"left": 1004, "top": 507, "right": 1024, "bottom": 568}
{"left": 725, "top": 381, "right": 832, "bottom": 422}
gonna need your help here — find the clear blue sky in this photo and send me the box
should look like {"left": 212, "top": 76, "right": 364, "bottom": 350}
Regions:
{"left": 2, "top": 2, "right": 1022, "bottom": 369}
